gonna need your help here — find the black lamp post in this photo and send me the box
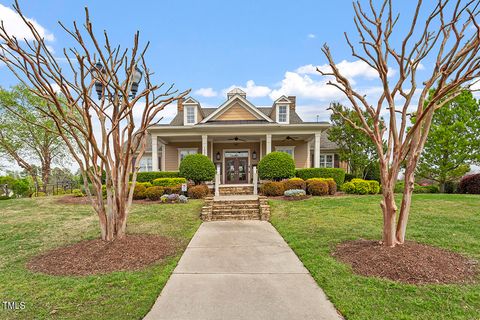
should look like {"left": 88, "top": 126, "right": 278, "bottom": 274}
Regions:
{"left": 92, "top": 61, "right": 143, "bottom": 100}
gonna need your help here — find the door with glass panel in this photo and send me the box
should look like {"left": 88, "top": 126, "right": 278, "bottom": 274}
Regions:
{"left": 224, "top": 151, "right": 249, "bottom": 184}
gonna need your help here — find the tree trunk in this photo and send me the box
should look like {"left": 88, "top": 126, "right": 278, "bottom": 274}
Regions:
{"left": 380, "top": 187, "right": 397, "bottom": 247}
{"left": 396, "top": 165, "right": 415, "bottom": 244}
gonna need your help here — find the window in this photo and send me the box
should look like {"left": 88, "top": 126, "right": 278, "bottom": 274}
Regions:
{"left": 138, "top": 157, "right": 152, "bottom": 172}
{"left": 178, "top": 148, "right": 197, "bottom": 163}
{"left": 277, "top": 105, "right": 289, "bottom": 123}
{"left": 184, "top": 106, "right": 196, "bottom": 125}
{"left": 319, "top": 154, "right": 334, "bottom": 168}
{"left": 275, "top": 146, "right": 295, "bottom": 159}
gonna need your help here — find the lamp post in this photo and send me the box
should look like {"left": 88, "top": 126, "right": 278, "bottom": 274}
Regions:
{"left": 92, "top": 61, "right": 143, "bottom": 100}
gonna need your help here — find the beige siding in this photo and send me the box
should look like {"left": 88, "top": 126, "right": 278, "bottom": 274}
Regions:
{"left": 271, "top": 140, "right": 309, "bottom": 168}
{"left": 164, "top": 142, "right": 202, "bottom": 171}
{"left": 216, "top": 103, "right": 259, "bottom": 121}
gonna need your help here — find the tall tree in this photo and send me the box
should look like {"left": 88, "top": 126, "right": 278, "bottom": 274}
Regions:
{"left": 328, "top": 102, "right": 381, "bottom": 178}
{"left": 0, "top": 85, "right": 68, "bottom": 191}
{"left": 319, "top": 0, "right": 480, "bottom": 247}
{"left": 0, "top": 2, "right": 189, "bottom": 241}
{"left": 415, "top": 90, "right": 480, "bottom": 191}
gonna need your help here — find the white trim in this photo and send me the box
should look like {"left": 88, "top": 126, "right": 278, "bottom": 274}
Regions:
{"left": 184, "top": 105, "right": 197, "bottom": 125}
{"left": 177, "top": 148, "right": 198, "bottom": 164}
{"left": 160, "top": 143, "right": 166, "bottom": 171}
{"left": 222, "top": 148, "right": 250, "bottom": 184}
{"left": 314, "top": 132, "right": 321, "bottom": 168}
{"left": 274, "top": 95, "right": 292, "bottom": 104}
{"left": 276, "top": 104, "right": 289, "bottom": 124}
{"left": 183, "top": 97, "right": 200, "bottom": 104}
{"left": 275, "top": 145, "right": 295, "bottom": 159}
{"left": 151, "top": 135, "right": 159, "bottom": 171}
{"left": 200, "top": 94, "right": 274, "bottom": 123}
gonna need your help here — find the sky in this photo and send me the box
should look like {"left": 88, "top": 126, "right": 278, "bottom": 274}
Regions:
{"left": 0, "top": 0, "right": 479, "bottom": 173}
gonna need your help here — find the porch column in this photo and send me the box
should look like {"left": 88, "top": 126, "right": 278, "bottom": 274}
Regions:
{"left": 210, "top": 140, "right": 213, "bottom": 160}
{"left": 159, "top": 142, "right": 166, "bottom": 171}
{"left": 202, "top": 134, "right": 208, "bottom": 156}
{"left": 306, "top": 140, "right": 311, "bottom": 168}
{"left": 266, "top": 134, "right": 272, "bottom": 154}
{"left": 152, "top": 135, "right": 159, "bottom": 171}
{"left": 314, "top": 132, "right": 321, "bottom": 168}
{"left": 259, "top": 139, "right": 263, "bottom": 159}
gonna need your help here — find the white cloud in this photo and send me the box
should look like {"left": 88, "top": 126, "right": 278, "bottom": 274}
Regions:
{"left": 223, "top": 80, "right": 271, "bottom": 98}
{"left": 297, "top": 60, "right": 396, "bottom": 81}
{"left": 307, "top": 34, "right": 316, "bottom": 39}
{"left": 0, "top": 4, "right": 55, "bottom": 42}
{"left": 194, "top": 87, "right": 217, "bottom": 97}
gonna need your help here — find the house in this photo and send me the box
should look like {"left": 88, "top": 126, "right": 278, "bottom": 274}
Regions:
{"left": 137, "top": 88, "right": 346, "bottom": 184}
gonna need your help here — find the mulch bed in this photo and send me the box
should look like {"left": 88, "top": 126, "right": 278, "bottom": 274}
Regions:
{"left": 333, "top": 239, "right": 478, "bottom": 284}
{"left": 26, "top": 234, "right": 178, "bottom": 276}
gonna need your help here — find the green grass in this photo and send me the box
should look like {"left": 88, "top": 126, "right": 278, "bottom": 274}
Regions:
{"left": 0, "top": 196, "right": 202, "bottom": 320}
{"left": 270, "top": 194, "right": 480, "bottom": 320}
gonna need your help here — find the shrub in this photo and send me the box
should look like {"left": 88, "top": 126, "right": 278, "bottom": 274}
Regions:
{"left": 164, "top": 185, "right": 181, "bottom": 194}
{"left": 368, "top": 180, "right": 380, "bottom": 194}
{"left": 284, "top": 178, "right": 306, "bottom": 191}
{"left": 133, "top": 184, "right": 147, "bottom": 200}
{"left": 344, "top": 173, "right": 356, "bottom": 182}
{"left": 364, "top": 161, "right": 381, "bottom": 182}
{"left": 12, "top": 179, "right": 30, "bottom": 197}
{"left": 152, "top": 177, "right": 187, "bottom": 187}
{"left": 458, "top": 174, "right": 480, "bottom": 194}
{"left": 261, "top": 181, "right": 285, "bottom": 196}
{"left": 307, "top": 180, "right": 329, "bottom": 196}
{"left": 341, "top": 182, "right": 356, "bottom": 194}
{"left": 0, "top": 195, "right": 11, "bottom": 200}
{"left": 350, "top": 179, "right": 370, "bottom": 194}
{"left": 395, "top": 181, "right": 440, "bottom": 194}
{"left": 258, "top": 152, "right": 295, "bottom": 181}
{"left": 145, "top": 186, "right": 165, "bottom": 201}
{"left": 32, "top": 191, "right": 46, "bottom": 197}
{"left": 444, "top": 181, "right": 457, "bottom": 194}
{"left": 284, "top": 189, "right": 306, "bottom": 197}
{"left": 168, "top": 193, "right": 179, "bottom": 203}
{"left": 188, "top": 184, "right": 209, "bottom": 199}
{"left": 178, "top": 195, "right": 188, "bottom": 203}
{"left": 72, "top": 189, "right": 84, "bottom": 197}
{"left": 179, "top": 154, "right": 216, "bottom": 184}
{"left": 133, "top": 171, "right": 180, "bottom": 183}
{"left": 295, "top": 168, "right": 345, "bottom": 186}
{"left": 306, "top": 178, "right": 337, "bottom": 195}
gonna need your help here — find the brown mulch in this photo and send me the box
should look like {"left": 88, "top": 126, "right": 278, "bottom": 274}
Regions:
{"left": 26, "top": 234, "right": 178, "bottom": 276}
{"left": 332, "top": 239, "right": 478, "bottom": 284}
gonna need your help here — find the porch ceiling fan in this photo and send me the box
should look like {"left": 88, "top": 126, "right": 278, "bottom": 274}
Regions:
{"left": 228, "top": 136, "right": 247, "bottom": 142}
{"left": 281, "top": 135, "right": 299, "bottom": 142}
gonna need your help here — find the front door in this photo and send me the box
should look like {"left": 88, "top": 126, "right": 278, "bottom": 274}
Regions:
{"left": 225, "top": 156, "right": 249, "bottom": 184}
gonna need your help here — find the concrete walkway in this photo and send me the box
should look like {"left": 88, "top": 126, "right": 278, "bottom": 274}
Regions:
{"left": 144, "top": 221, "right": 342, "bottom": 320}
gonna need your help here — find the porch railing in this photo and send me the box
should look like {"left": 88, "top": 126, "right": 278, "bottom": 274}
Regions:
{"left": 253, "top": 166, "right": 258, "bottom": 195}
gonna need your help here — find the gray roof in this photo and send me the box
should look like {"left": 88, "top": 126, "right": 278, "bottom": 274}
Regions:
{"left": 169, "top": 106, "right": 304, "bottom": 126}
{"left": 320, "top": 129, "right": 339, "bottom": 149}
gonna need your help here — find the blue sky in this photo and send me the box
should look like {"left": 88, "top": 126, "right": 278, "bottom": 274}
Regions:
{"left": 0, "top": 0, "right": 444, "bottom": 123}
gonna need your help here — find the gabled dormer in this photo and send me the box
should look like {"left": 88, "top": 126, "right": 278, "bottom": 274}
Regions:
{"left": 182, "top": 97, "right": 201, "bottom": 125}
{"left": 272, "top": 95, "right": 296, "bottom": 124}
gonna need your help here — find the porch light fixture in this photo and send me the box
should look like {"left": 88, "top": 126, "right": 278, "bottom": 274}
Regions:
{"left": 252, "top": 151, "right": 257, "bottom": 160}
{"left": 91, "top": 61, "right": 143, "bottom": 100}
{"left": 216, "top": 152, "right": 221, "bottom": 161}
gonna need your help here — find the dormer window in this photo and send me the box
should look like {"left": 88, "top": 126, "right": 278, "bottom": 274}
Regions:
{"left": 277, "top": 105, "right": 289, "bottom": 123}
{"left": 184, "top": 105, "right": 197, "bottom": 125}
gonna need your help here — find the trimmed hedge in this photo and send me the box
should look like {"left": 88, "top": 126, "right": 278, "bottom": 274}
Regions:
{"left": 258, "top": 152, "right": 295, "bottom": 181}
{"left": 343, "top": 178, "right": 380, "bottom": 195}
{"left": 284, "top": 178, "right": 306, "bottom": 191}
{"left": 458, "top": 173, "right": 480, "bottom": 194}
{"left": 261, "top": 181, "right": 285, "bottom": 196}
{"left": 133, "top": 184, "right": 147, "bottom": 200}
{"left": 179, "top": 154, "right": 216, "bottom": 184}
{"left": 152, "top": 177, "right": 187, "bottom": 187}
{"left": 145, "top": 186, "right": 165, "bottom": 201}
{"left": 295, "top": 168, "right": 345, "bottom": 186}
{"left": 132, "top": 171, "right": 180, "bottom": 183}
{"left": 394, "top": 182, "right": 440, "bottom": 194}
{"left": 187, "top": 184, "right": 210, "bottom": 199}
{"left": 306, "top": 178, "right": 337, "bottom": 195}
{"left": 307, "top": 180, "right": 329, "bottom": 196}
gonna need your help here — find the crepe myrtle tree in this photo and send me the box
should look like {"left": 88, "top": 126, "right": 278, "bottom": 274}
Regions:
{"left": 0, "top": 2, "right": 189, "bottom": 241}
{"left": 319, "top": 0, "right": 480, "bottom": 247}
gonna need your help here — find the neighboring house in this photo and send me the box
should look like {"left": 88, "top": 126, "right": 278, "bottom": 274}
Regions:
{"left": 137, "top": 88, "right": 346, "bottom": 184}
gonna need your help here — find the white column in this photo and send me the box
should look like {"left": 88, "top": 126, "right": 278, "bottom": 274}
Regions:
{"left": 259, "top": 139, "right": 263, "bottom": 159}
{"left": 159, "top": 142, "right": 166, "bottom": 171}
{"left": 202, "top": 134, "right": 208, "bottom": 156}
{"left": 306, "top": 140, "right": 311, "bottom": 168}
{"left": 314, "top": 132, "right": 321, "bottom": 168}
{"left": 266, "top": 134, "right": 272, "bottom": 154}
{"left": 152, "top": 135, "right": 159, "bottom": 171}
{"left": 210, "top": 140, "right": 213, "bottom": 160}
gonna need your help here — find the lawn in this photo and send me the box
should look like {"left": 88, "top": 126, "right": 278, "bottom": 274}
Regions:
{"left": 270, "top": 194, "right": 480, "bottom": 320}
{"left": 0, "top": 196, "right": 202, "bottom": 320}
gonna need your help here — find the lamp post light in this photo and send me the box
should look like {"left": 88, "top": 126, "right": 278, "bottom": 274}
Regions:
{"left": 91, "top": 61, "right": 143, "bottom": 100}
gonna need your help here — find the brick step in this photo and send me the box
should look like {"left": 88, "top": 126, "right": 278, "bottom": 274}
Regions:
{"left": 211, "top": 214, "right": 260, "bottom": 221}
{"left": 212, "top": 204, "right": 259, "bottom": 209}
{"left": 212, "top": 208, "right": 260, "bottom": 215}
{"left": 212, "top": 200, "right": 259, "bottom": 205}
{"left": 218, "top": 186, "right": 254, "bottom": 196}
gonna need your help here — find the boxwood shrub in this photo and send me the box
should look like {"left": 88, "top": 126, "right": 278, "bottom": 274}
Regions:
{"left": 284, "top": 178, "right": 306, "bottom": 191}
{"left": 152, "top": 177, "right": 187, "bottom": 187}
{"left": 187, "top": 184, "right": 210, "bottom": 199}
{"left": 395, "top": 181, "right": 439, "bottom": 194}
{"left": 261, "top": 181, "right": 285, "bottom": 196}
{"left": 307, "top": 180, "right": 329, "bottom": 196}
{"left": 295, "top": 168, "right": 345, "bottom": 186}
{"left": 179, "top": 154, "right": 216, "bottom": 184}
{"left": 258, "top": 152, "right": 295, "bottom": 181}
{"left": 132, "top": 171, "right": 180, "bottom": 183}
{"left": 145, "top": 186, "right": 165, "bottom": 201}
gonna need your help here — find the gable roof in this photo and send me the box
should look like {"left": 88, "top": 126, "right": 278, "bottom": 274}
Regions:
{"left": 200, "top": 94, "right": 274, "bottom": 123}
